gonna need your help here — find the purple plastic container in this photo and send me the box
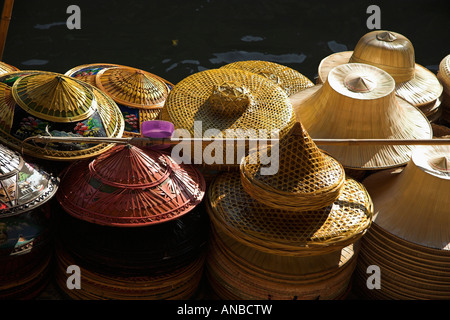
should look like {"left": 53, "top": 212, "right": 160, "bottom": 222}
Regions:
{"left": 140, "top": 120, "right": 174, "bottom": 150}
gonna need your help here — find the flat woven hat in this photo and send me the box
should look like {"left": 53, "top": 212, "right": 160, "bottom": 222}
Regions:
{"left": 207, "top": 171, "right": 373, "bottom": 256}
{"left": 0, "top": 71, "right": 124, "bottom": 161}
{"left": 317, "top": 30, "right": 443, "bottom": 117}
{"left": 292, "top": 63, "right": 432, "bottom": 170}
{"left": 220, "top": 60, "right": 314, "bottom": 96}
{"left": 160, "top": 68, "right": 296, "bottom": 168}
{"left": 56, "top": 144, "right": 205, "bottom": 227}
{"left": 240, "top": 121, "right": 345, "bottom": 211}
{"left": 362, "top": 145, "right": 450, "bottom": 250}
{"left": 0, "top": 62, "right": 19, "bottom": 75}
{"left": 0, "top": 144, "right": 59, "bottom": 218}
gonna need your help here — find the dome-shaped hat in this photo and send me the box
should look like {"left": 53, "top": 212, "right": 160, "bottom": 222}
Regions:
{"left": 292, "top": 63, "right": 432, "bottom": 170}
{"left": 240, "top": 121, "right": 345, "bottom": 211}
{"left": 220, "top": 60, "right": 314, "bottom": 96}
{"left": 317, "top": 30, "right": 443, "bottom": 120}
{"left": 56, "top": 144, "right": 205, "bottom": 227}
{"left": 0, "top": 71, "right": 124, "bottom": 161}
{"left": 362, "top": 145, "right": 450, "bottom": 250}
{"left": 0, "top": 144, "right": 58, "bottom": 218}
{"left": 160, "top": 68, "right": 296, "bottom": 169}
{"left": 207, "top": 171, "right": 372, "bottom": 256}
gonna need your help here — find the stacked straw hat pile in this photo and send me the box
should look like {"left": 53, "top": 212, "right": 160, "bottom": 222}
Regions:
{"left": 354, "top": 145, "right": 450, "bottom": 299}
{"left": 54, "top": 144, "right": 208, "bottom": 299}
{"left": 316, "top": 30, "right": 443, "bottom": 123}
{"left": 204, "top": 101, "right": 373, "bottom": 298}
{"left": 0, "top": 144, "right": 59, "bottom": 299}
{"left": 0, "top": 70, "right": 124, "bottom": 162}
{"left": 65, "top": 64, "right": 173, "bottom": 137}
{"left": 437, "top": 55, "right": 450, "bottom": 126}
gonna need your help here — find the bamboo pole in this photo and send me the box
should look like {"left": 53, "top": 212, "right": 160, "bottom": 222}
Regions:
{"left": 0, "top": 0, "right": 14, "bottom": 60}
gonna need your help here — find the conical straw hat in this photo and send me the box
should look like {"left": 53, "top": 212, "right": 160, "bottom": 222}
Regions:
{"left": 362, "top": 145, "right": 450, "bottom": 251}
{"left": 0, "top": 62, "right": 19, "bottom": 75}
{"left": 0, "top": 72, "right": 124, "bottom": 161}
{"left": 317, "top": 30, "right": 443, "bottom": 115}
{"left": 292, "top": 63, "right": 432, "bottom": 170}
{"left": 56, "top": 145, "right": 205, "bottom": 227}
{"left": 64, "top": 63, "right": 126, "bottom": 86}
{"left": 437, "top": 54, "right": 450, "bottom": 124}
{"left": 160, "top": 68, "right": 296, "bottom": 169}
{"left": 240, "top": 121, "right": 345, "bottom": 211}
{"left": 207, "top": 171, "right": 373, "bottom": 257}
{"left": 220, "top": 60, "right": 314, "bottom": 96}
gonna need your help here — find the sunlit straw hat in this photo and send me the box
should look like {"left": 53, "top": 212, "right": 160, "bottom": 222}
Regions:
{"left": 0, "top": 61, "right": 19, "bottom": 75}
{"left": 317, "top": 30, "right": 443, "bottom": 120}
{"left": 437, "top": 54, "right": 450, "bottom": 124}
{"left": 292, "top": 63, "right": 432, "bottom": 170}
{"left": 0, "top": 71, "right": 124, "bottom": 161}
{"left": 220, "top": 60, "right": 314, "bottom": 96}
{"left": 240, "top": 121, "right": 345, "bottom": 211}
{"left": 65, "top": 63, "right": 125, "bottom": 86}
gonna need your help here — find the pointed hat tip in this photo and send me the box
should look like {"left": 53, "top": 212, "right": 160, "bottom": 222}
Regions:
{"left": 428, "top": 156, "right": 450, "bottom": 172}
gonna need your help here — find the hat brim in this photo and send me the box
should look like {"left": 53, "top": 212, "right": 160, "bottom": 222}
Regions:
{"left": 318, "top": 51, "right": 443, "bottom": 109}
{"left": 290, "top": 85, "right": 433, "bottom": 170}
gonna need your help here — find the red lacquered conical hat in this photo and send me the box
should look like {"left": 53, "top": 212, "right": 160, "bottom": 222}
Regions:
{"left": 56, "top": 144, "right": 206, "bottom": 227}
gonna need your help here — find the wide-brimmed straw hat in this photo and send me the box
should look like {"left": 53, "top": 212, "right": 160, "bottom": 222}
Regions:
{"left": 220, "top": 60, "right": 314, "bottom": 96}
{"left": 317, "top": 30, "right": 443, "bottom": 120}
{"left": 437, "top": 54, "right": 450, "bottom": 124}
{"left": 56, "top": 144, "right": 205, "bottom": 227}
{"left": 240, "top": 121, "right": 345, "bottom": 211}
{"left": 160, "top": 68, "right": 296, "bottom": 169}
{"left": 292, "top": 63, "right": 432, "bottom": 170}
{"left": 0, "top": 71, "right": 124, "bottom": 161}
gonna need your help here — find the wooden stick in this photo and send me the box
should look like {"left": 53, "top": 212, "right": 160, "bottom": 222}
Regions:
{"left": 23, "top": 135, "right": 450, "bottom": 147}
{"left": 0, "top": 0, "right": 14, "bottom": 60}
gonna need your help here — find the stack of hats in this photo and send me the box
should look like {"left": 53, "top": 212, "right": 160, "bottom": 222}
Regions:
{"left": 159, "top": 67, "right": 299, "bottom": 182}
{"left": 220, "top": 60, "right": 315, "bottom": 96}
{"left": 0, "top": 71, "right": 124, "bottom": 162}
{"left": 65, "top": 64, "right": 173, "bottom": 137}
{"left": 205, "top": 121, "right": 373, "bottom": 300}
{"left": 316, "top": 30, "right": 443, "bottom": 123}
{"left": 291, "top": 63, "right": 432, "bottom": 176}
{"left": 437, "top": 54, "right": 450, "bottom": 126}
{"left": 355, "top": 145, "right": 450, "bottom": 299}
{"left": 0, "top": 144, "right": 59, "bottom": 299}
{"left": 54, "top": 144, "right": 208, "bottom": 299}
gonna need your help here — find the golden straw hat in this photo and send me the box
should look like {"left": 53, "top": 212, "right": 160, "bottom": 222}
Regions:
{"left": 292, "top": 63, "right": 432, "bottom": 170}
{"left": 64, "top": 63, "right": 126, "bottom": 86}
{"left": 437, "top": 54, "right": 450, "bottom": 124}
{"left": 207, "top": 171, "right": 373, "bottom": 257}
{"left": 160, "top": 68, "right": 296, "bottom": 169}
{"left": 317, "top": 30, "right": 443, "bottom": 119}
{"left": 220, "top": 60, "right": 314, "bottom": 96}
{"left": 240, "top": 121, "right": 345, "bottom": 211}
{"left": 362, "top": 145, "right": 450, "bottom": 250}
{"left": 0, "top": 71, "right": 124, "bottom": 161}
{"left": 0, "top": 62, "right": 19, "bottom": 75}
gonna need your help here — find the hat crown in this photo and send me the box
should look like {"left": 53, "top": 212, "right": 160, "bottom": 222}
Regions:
{"left": 428, "top": 156, "right": 450, "bottom": 173}
{"left": 350, "top": 30, "right": 415, "bottom": 82}
{"left": 343, "top": 73, "right": 377, "bottom": 93}
{"left": 207, "top": 81, "right": 252, "bottom": 117}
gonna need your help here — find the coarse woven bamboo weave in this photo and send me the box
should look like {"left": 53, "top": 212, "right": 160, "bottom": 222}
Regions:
{"left": 0, "top": 61, "right": 19, "bottom": 75}
{"left": 361, "top": 145, "right": 450, "bottom": 250}
{"left": 0, "top": 72, "right": 124, "bottom": 161}
{"left": 205, "top": 228, "right": 358, "bottom": 300}
{"left": 55, "top": 245, "right": 205, "bottom": 300}
{"left": 317, "top": 31, "right": 443, "bottom": 113}
{"left": 207, "top": 171, "right": 373, "bottom": 257}
{"left": 220, "top": 60, "right": 314, "bottom": 96}
{"left": 240, "top": 121, "right": 345, "bottom": 211}
{"left": 57, "top": 145, "right": 205, "bottom": 227}
{"left": 160, "top": 68, "right": 296, "bottom": 169}
{"left": 292, "top": 63, "right": 432, "bottom": 170}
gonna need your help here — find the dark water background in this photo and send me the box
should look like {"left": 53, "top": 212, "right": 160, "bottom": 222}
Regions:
{"left": 2, "top": 0, "right": 449, "bottom": 84}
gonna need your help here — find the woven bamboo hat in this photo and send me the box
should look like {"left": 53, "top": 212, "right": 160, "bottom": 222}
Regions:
{"left": 292, "top": 63, "right": 432, "bottom": 170}
{"left": 64, "top": 63, "right": 125, "bottom": 86}
{"left": 220, "top": 60, "right": 314, "bottom": 96}
{"left": 437, "top": 54, "right": 450, "bottom": 124}
{"left": 160, "top": 68, "right": 296, "bottom": 168}
{"left": 362, "top": 145, "right": 450, "bottom": 250}
{"left": 317, "top": 30, "right": 443, "bottom": 118}
{"left": 0, "top": 71, "right": 124, "bottom": 161}
{"left": 56, "top": 144, "right": 205, "bottom": 227}
{"left": 0, "top": 62, "right": 19, "bottom": 75}
{"left": 240, "top": 121, "right": 345, "bottom": 211}
{"left": 0, "top": 144, "right": 59, "bottom": 218}
{"left": 207, "top": 171, "right": 373, "bottom": 257}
